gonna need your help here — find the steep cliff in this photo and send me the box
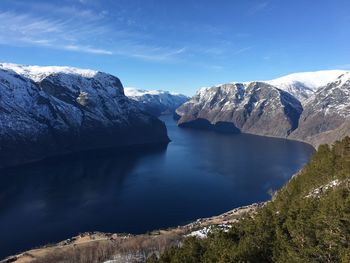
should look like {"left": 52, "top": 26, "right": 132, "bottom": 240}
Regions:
{"left": 0, "top": 63, "right": 169, "bottom": 168}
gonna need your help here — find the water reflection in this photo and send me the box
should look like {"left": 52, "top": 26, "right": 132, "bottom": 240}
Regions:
{"left": 0, "top": 144, "right": 167, "bottom": 258}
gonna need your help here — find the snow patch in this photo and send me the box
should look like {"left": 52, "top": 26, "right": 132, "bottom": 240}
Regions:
{"left": 305, "top": 179, "right": 341, "bottom": 198}
{"left": 186, "top": 224, "right": 232, "bottom": 239}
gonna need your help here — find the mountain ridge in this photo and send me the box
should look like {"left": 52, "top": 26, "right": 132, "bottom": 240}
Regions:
{"left": 125, "top": 87, "right": 189, "bottom": 116}
{"left": 0, "top": 63, "right": 169, "bottom": 168}
{"left": 176, "top": 69, "right": 350, "bottom": 147}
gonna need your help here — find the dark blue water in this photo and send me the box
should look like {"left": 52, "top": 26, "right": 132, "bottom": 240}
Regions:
{"left": 0, "top": 115, "right": 315, "bottom": 259}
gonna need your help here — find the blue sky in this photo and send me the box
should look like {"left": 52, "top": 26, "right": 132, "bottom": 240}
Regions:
{"left": 0, "top": 0, "right": 349, "bottom": 95}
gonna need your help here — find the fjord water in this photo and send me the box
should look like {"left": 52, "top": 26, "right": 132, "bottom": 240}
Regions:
{"left": 0, "top": 115, "right": 314, "bottom": 258}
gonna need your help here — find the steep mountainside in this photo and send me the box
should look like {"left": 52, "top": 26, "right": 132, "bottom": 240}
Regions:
{"left": 177, "top": 70, "right": 350, "bottom": 147}
{"left": 125, "top": 88, "right": 189, "bottom": 116}
{"left": 177, "top": 82, "right": 302, "bottom": 137}
{"left": 290, "top": 72, "right": 350, "bottom": 146}
{"left": 0, "top": 63, "right": 169, "bottom": 168}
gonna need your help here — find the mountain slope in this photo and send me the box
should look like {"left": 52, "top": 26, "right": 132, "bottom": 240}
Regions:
{"left": 0, "top": 63, "right": 169, "bottom": 168}
{"left": 290, "top": 72, "right": 350, "bottom": 146}
{"left": 176, "top": 82, "right": 303, "bottom": 137}
{"left": 125, "top": 88, "right": 189, "bottom": 116}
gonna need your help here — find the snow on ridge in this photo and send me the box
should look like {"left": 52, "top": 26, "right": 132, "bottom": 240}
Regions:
{"left": 197, "top": 70, "right": 348, "bottom": 100}
{"left": 124, "top": 87, "right": 185, "bottom": 97}
{"left": 266, "top": 70, "right": 348, "bottom": 91}
{"left": 336, "top": 71, "right": 350, "bottom": 86}
{"left": 0, "top": 62, "right": 99, "bottom": 82}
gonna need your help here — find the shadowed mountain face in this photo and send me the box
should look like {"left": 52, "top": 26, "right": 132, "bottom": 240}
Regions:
{"left": 0, "top": 63, "right": 169, "bottom": 168}
{"left": 176, "top": 71, "right": 350, "bottom": 147}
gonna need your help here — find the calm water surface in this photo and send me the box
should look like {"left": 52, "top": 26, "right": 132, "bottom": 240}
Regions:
{"left": 0, "top": 115, "right": 315, "bottom": 258}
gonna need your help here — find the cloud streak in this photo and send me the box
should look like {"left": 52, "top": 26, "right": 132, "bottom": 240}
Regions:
{"left": 63, "top": 45, "right": 113, "bottom": 55}
{"left": 0, "top": 10, "right": 113, "bottom": 54}
{"left": 0, "top": 7, "right": 187, "bottom": 60}
{"left": 0, "top": 2, "right": 255, "bottom": 64}
{"left": 249, "top": 1, "right": 270, "bottom": 15}
{"left": 234, "top": 46, "right": 253, "bottom": 55}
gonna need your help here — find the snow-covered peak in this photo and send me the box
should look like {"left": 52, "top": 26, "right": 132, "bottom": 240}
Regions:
{"left": 266, "top": 70, "right": 348, "bottom": 101}
{"left": 335, "top": 71, "right": 350, "bottom": 87}
{"left": 124, "top": 87, "right": 182, "bottom": 97}
{"left": 267, "top": 70, "right": 347, "bottom": 90}
{"left": 302, "top": 71, "right": 350, "bottom": 117}
{"left": 195, "top": 70, "right": 348, "bottom": 103}
{"left": 124, "top": 87, "right": 189, "bottom": 116}
{"left": 0, "top": 63, "right": 98, "bottom": 82}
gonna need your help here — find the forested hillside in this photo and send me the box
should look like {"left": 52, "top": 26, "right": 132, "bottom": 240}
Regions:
{"left": 149, "top": 137, "right": 350, "bottom": 263}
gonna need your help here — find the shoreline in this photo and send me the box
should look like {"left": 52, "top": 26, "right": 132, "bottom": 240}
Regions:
{"left": 178, "top": 122, "right": 317, "bottom": 150}
{"left": 1, "top": 203, "right": 264, "bottom": 263}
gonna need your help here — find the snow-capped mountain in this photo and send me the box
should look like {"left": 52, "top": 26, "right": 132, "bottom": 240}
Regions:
{"left": 0, "top": 63, "right": 169, "bottom": 168}
{"left": 290, "top": 71, "right": 350, "bottom": 146}
{"left": 177, "top": 82, "right": 302, "bottom": 137}
{"left": 266, "top": 70, "right": 347, "bottom": 102}
{"left": 124, "top": 87, "right": 189, "bottom": 116}
{"left": 176, "top": 70, "right": 350, "bottom": 147}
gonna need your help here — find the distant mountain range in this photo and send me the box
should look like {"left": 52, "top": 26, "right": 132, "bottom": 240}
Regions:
{"left": 176, "top": 70, "right": 350, "bottom": 147}
{"left": 0, "top": 63, "right": 169, "bottom": 168}
{"left": 124, "top": 87, "right": 189, "bottom": 116}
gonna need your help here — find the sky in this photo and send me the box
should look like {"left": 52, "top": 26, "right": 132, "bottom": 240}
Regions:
{"left": 0, "top": 0, "right": 349, "bottom": 96}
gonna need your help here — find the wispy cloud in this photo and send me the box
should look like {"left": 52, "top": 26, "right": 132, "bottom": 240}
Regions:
{"left": 129, "top": 47, "right": 187, "bottom": 61}
{"left": 233, "top": 46, "right": 253, "bottom": 55}
{"left": 0, "top": 10, "right": 114, "bottom": 55}
{"left": 249, "top": 1, "right": 270, "bottom": 15}
{"left": 63, "top": 45, "right": 113, "bottom": 55}
{"left": 0, "top": 2, "right": 256, "bottom": 63}
{"left": 0, "top": 6, "right": 187, "bottom": 61}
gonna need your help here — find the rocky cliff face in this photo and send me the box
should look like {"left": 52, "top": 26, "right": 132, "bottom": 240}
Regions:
{"left": 124, "top": 88, "right": 189, "bottom": 116}
{"left": 176, "top": 70, "right": 350, "bottom": 147}
{"left": 0, "top": 63, "right": 169, "bottom": 168}
{"left": 290, "top": 72, "right": 350, "bottom": 147}
{"left": 177, "top": 82, "right": 302, "bottom": 137}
